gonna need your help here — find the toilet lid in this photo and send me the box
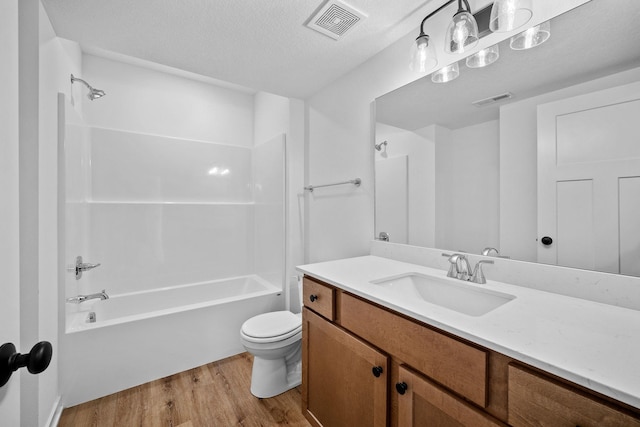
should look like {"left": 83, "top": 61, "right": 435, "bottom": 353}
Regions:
{"left": 241, "top": 311, "right": 302, "bottom": 339}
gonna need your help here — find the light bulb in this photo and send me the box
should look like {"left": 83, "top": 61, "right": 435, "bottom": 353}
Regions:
{"left": 409, "top": 34, "right": 437, "bottom": 73}
{"left": 452, "top": 21, "right": 470, "bottom": 50}
{"left": 445, "top": 11, "right": 478, "bottom": 54}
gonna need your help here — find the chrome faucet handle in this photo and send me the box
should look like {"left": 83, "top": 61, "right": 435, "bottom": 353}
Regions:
{"left": 471, "top": 260, "right": 494, "bottom": 284}
{"left": 442, "top": 253, "right": 460, "bottom": 278}
{"left": 481, "top": 247, "right": 499, "bottom": 256}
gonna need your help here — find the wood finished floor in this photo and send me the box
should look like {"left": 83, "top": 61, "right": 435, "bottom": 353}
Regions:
{"left": 58, "top": 353, "right": 312, "bottom": 427}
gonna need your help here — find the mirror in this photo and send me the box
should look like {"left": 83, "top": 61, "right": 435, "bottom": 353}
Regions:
{"left": 374, "top": 0, "right": 640, "bottom": 276}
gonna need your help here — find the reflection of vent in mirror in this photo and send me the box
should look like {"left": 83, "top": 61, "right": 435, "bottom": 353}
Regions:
{"left": 472, "top": 92, "right": 513, "bottom": 107}
{"left": 307, "top": 0, "right": 367, "bottom": 40}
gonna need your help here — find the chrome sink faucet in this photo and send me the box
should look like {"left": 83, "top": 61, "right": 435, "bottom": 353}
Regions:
{"left": 66, "top": 290, "right": 109, "bottom": 304}
{"left": 442, "top": 253, "right": 494, "bottom": 284}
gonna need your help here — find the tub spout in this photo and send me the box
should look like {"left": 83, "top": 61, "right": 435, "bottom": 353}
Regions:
{"left": 66, "top": 290, "right": 109, "bottom": 304}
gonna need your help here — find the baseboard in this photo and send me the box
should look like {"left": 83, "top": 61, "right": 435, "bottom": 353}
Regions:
{"left": 45, "top": 395, "right": 63, "bottom": 427}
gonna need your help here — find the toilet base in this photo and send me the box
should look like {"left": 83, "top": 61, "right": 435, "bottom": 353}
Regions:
{"left": 249, "top": 346, "right": 302, "bottom": 398}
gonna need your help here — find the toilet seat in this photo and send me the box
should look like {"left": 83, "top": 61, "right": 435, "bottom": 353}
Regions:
{"left": 241, "top": 311, "right": 302, "bottom": 344}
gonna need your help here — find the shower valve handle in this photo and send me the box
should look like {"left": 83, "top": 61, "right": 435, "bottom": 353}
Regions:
{"left": 73, "top": 255, "right": 101, "bottom": 280}
{"left": 78, "top": 262, "right": 101, "bottom": 271}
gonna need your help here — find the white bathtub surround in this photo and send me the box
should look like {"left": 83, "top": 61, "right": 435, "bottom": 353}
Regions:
{"left": 61, "top": 275, "right": 282, "bottom": 406}
{"left": 297, "top": 248, "right": 640, "bottom": 409}
{"left": 61, "top": 94, "right": 288, "bottom": 404}
{"left": 64, "top": 124, "right": 286, "bottom": 298}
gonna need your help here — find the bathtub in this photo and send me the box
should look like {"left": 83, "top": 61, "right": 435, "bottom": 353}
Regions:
{"left": 61, "top": 275, "right": 284, "bottom": 406}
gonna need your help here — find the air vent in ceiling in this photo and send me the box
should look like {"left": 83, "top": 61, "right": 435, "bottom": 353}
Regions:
{"left": 306, "top": 0, "right": 367, "bottom": 40}
{"left": 472, "top": 92, "right": 513, "bottom": 107}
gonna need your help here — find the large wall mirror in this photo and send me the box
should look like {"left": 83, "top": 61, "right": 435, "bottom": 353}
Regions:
{"left": 374, "top": 0, "right": 640, "bottom": 276}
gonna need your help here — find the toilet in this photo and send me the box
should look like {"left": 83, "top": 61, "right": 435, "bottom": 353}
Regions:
{"left": 240, "top": 310, "right": 302, "bottom": 398}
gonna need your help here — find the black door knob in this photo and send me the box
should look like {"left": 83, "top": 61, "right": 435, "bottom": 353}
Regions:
{"left": 541, "top": 236, "right": 553, "bottom": 246}
{"left": 0, "top": 341, "right": 53, "bottom": 388}
{"left": 372, "top": 366, "right": 383, "bottom": 377}
{"left": 395, "top": 382, "right": 408, "bottom": 395}
{"left": 309, "top": 294, "right": 318, "bottom": 302}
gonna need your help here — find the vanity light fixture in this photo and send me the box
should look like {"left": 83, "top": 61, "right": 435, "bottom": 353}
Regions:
{"left": 466, "top": 44, "right": 500, "bottom": 68}
{"left": 510, "top": 20, "right": 551, "bottom": 50}
{"left": 489, "top": 0, "right": 533, "bottom": 32}
{"left": 444, "top": 0, "right": 479, "bottom": 54}
{"left": 410, "top": 0, "right": 477, "bottom": 73}
{"left": 432, "top": 62, "right": 460, "bottom": 83}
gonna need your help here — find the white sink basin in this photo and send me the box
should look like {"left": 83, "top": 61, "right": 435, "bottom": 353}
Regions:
{"left": 370, "top": 273, "right": 515, "bottom": 316}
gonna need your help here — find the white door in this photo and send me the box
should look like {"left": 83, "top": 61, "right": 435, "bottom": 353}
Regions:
{"left": 0, "top": 1, "right": 22, "bottom": 424}
{"left": 538, "top": 81, "right": 640, "bottom": 274}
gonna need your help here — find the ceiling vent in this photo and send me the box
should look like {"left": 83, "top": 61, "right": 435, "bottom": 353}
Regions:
{"left": 306, "top": 0, "right": 367, "bottom": 40}
{"left": 472, "top": 92, "right": 513, "bottom": 107}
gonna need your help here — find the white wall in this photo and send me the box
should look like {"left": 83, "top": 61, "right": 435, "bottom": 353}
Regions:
{"left": 82, "top": 54, "right": 255, "bottom": 146}
{"left": 499, "top": 66, "right": 640, "bottom": 262}
{"left": 438, "top": 120, "right": 500, "bottom": 254}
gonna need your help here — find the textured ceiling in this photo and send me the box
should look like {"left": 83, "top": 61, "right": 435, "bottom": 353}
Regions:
{"left": 41, "top": 0, "right": 433, "bottom": 98}
{"left": 376, "top": 0, "right": 640, "bottom": 130}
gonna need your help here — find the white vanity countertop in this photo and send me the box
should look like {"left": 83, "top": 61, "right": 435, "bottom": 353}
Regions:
{"left": 297, "top": 255, "right": 640, "bottom": 409}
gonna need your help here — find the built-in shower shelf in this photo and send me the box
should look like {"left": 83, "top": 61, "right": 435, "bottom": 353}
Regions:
{"left": 76, "top": 200, "right": 255, "bottom": 206}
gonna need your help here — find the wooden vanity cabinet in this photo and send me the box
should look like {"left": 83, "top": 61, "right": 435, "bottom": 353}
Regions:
{"left": 301, "top": 275, "right": 640, "bottom": 427}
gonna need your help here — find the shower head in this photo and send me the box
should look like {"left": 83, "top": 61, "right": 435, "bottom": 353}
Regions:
{"left": 374, "top": 141, "right": 387, "bottom": 151}
{"left": 70, "top": 74, "right": 106, "bottom": 101}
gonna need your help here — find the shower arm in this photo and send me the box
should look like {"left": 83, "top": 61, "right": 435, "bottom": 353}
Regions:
{"left": 70, "top": 74, "right": 106, "bottom": 100}
{"left": 70, "top": 74, "right": 92, "bottom": 91}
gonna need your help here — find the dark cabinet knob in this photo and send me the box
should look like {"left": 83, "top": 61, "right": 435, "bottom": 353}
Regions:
{"left": 395, "top": 382, "right": 408, "bottom": 395}
{"left": 309, "top": 294, "right": 318, "bottom": 302}
{"left": 372, "top": 366, "right": 383, "bottom": 377}
{"left": 541, "top": 236, "right": 553, "bottom": 246}
{"left": 0, "top": 341, "right": 53, "bottom": 388}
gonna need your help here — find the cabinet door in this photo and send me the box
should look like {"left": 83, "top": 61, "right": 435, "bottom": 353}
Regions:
{"left": 302, "top": 308, "right": 388, "bottom": 427}
{"left": 508, "top": 364, "right": 640, "bottom": 427}
{"left": 397, "top": 365, "right": 505, "bottom": 427}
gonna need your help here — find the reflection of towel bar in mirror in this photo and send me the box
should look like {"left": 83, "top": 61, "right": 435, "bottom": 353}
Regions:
{"left": 305, "top": 178, "right": 361, "bottom": 192}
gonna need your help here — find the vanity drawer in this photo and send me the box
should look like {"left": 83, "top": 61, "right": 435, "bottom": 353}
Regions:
{"left": 508, "top": 364, "right": 640, "bottom": 427}
{"left": 339, "top": 292, "right": 488, "bottom": 407}
{"left": 303, "top": 276, "right": 335, "bottom": 320}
